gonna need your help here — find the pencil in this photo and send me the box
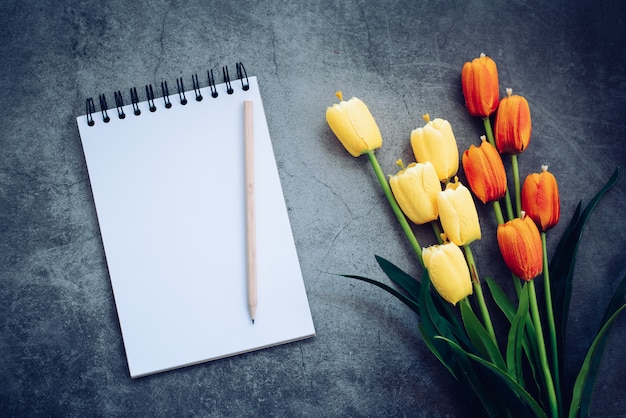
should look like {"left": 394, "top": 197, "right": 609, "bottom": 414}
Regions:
{"left": 243, "top": 100, "right": 257, "bottom": 324}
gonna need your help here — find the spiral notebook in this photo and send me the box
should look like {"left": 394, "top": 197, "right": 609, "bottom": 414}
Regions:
{"left": 76, "top": 63, "right": 315, "bottom": 378}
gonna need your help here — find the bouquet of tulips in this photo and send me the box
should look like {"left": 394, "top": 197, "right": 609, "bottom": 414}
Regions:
{"left": 325, "top": 53, "right": 624, "bottom": 418}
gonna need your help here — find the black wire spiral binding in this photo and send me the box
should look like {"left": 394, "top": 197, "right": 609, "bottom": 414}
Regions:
{"left": 192, "top": 74, "right": 203, "bottom": 101}
{"left": 85, "top": 62, "right": 250, "bottom": 126}
{"left": 176, "top": 77, "right": 188, "bottom": 105}
{"left": 86, "top": 97, "right": 96, "bottom": 126}
{"left": 114, "top": 91, "right": 126, "bottom": 119}
{"left": 146, "top": 84, "right": 157, "bottom": 112}
{"left": 130, "top": 87, "right": 141, "bottom": 115}
{"left": 236, "top": 62, "right": 249, "bottom": 91}
{"left": 208, "top": 69, "right": 218, "bottom": 98}
{"left": 161, "top": 81, "right": 172, "bottom": 109}
{"left": 98, "top": 94, "right": 110, "bottom": 123}
{"left": 222, "top": 66, "right": 234, "bottom": 94}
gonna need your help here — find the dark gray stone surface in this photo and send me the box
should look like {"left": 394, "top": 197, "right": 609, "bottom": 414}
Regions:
{"left": 1, "top": 0, "right": 625, "bottom": 416}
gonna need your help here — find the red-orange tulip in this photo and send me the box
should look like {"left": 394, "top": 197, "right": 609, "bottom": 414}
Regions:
{"left": 462, "top": 136, "right": 507, "bottom": 204}
{"left": 461, "top": 53, "right": 499, "bottom": 118}
{"left": 521, "top": 165, "right": 560, "bottom": 231}
{"left": 497, "top": 214, "right": 543, "bottom": 281}
{"left": 494, "top": 88, "right": 532, "bottom": 155}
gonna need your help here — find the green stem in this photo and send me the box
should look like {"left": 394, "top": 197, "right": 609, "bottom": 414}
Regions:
{"left": 367, "top": 151, "right": 423, "bottom": 268}
{"left": 503, "top": 187, "right": 515, "bottom": 221}
{"left": 463, "top": 244, "right": 497, "bottom": 345}
{"left": 511, "top": 155, "right": 522, "bottom": 217}
{"left": 528, "top": 280, "right": 558, "bottom": 418}
{"left": 492, "top": 200, "right": 505, "bottom": 225}
{"left": 542, "top": 231, "right": 561, "bottom": 411}
{"left": 483, "top": 117, "right": 495, "bottom": 147}
{"left": 431, "top": 220, "right": 443, "bottom": 244}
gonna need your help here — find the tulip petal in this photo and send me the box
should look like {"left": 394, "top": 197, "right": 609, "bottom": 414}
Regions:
{"left": 497, "top": 216, "right": 543, "bottom": 281}
{"left": 390, "top": 162, "right": 440, "bottom": 225}
{"left": 521, "top": 168, "right": 560, "bottom": 231}
{"left": 345, "top": 98, "right": 383, "bottom": 151}
{"left": 462, "top": 140, "right": 507, "bottom": 204}
{"left": 461, "top": 54, "right": 500, "bottom": 118}
{"left": 325, "top": 97, "right": 383, "bottom": 157}
{"left": 437, "top": 182, "right": 481, "bottom": 246}
{"left": 423, "top": 243, "right": 473, "bottom": 305}
{"left": 411, "top": 118, "right": 459, "bottom": 181}
{"left": 495, "top": 94, "right": 532, "bottom": 155}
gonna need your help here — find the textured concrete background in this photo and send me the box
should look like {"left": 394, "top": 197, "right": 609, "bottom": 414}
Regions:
{"left": 1, "top": 0, "right": 625, "bottom": 416}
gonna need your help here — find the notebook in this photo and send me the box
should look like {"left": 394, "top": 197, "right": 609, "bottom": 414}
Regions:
{"left": 76, "top": 63, "right": 315, "bottom": 378}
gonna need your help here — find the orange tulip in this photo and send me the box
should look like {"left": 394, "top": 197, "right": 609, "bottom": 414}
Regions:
{"left": 494, "top": 88, "right": 532, "bottom": 155}
{"left": 496, "top": 214, "right": 543, "bottom": 281}
{"left": 462, "top": 136, "right": 507, "bottom": 204}
{"left": 521, "top": 165, "right": 560, "bottom": 231}
{"left": 461, "top": 53, "right": 499, "bottom": 118}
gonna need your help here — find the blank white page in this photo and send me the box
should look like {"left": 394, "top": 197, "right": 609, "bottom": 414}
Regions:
{"left": 77, "top": 76, "right": 315, "bottom": 378}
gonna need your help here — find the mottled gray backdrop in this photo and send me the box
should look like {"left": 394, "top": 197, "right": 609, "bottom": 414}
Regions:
{"left": 1, "top": 0, "right": 625, "bottom": 416}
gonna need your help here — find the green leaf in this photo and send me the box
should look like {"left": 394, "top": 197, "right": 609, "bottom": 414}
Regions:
{"left": 568, "top": 304, "right": 626, "bottom": 418}
{"left": 460, "top": 300, "right": 506, "bottom": 370}
{"left": 375, "top": 255, "right": 421, "bottom": 301}
{"left": 506, "top": 282, "right": 529, "bottom": 384}
{"left": 577, "top": 273, "right": 626, "bottom": 417}
{"left": 418, "top": 273, "right": 507, "bottom": 417}
{"left": 437, "top": 336, "right": 549, "bottom": 418}
{"left": 487, "top": 277, "right": 541, "bottom": 394}
{"left": 485, "top": 276, "right": 516, "bottom": 322}
{"left": 339, "top": 273, "right": 420, "bottom": 315}
{"left": 549, "top": 168, "right": 619, "bottom": 401}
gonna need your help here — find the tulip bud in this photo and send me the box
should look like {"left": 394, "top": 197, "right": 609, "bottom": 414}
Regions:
{"left": 496, "top": 213, "right": 543, "bottom": 281}
{"left": 461, "top": 53, "right": 500, "bottom": 118}
{"left": 462, "top": 136, "right": 507, "bottom": 204}
{"left": 521, "top": 165, "right": 560, "bottom": 231}
{"left": 326, "top": 92, "right": 383, "bottom": 157}
{"left": 494, "top": 88, "right": 532, "bottom": 155}
{"left": 437, "top": 180, "right": 482, "bottom": 246}
{"left": 389, "top": 161, "right": 441, "bottom": 225}
{"left": 410, "top": 115, "right": 459, "bottom": 182}
{"left": 423, "top": 242, "right": 473, "bottom": 305}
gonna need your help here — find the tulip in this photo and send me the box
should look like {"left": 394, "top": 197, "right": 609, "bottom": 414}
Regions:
{"left": 422, "top": 242, "right": 473, "bottom": 305}
{"left": 461, "top": 53, "right": 499, "bottom": 118}
{"left": 494, "top": 88, "right": 532, "bottom": 155}
{"left": 496, "top": 213, "right": 543, "bottom": 281}
{"left": 389, "top": 161, "right": 441, "bottom": 225}
{"left": 522, "top": 165, "right": 560, "bottom": 231}
{"left": 326, "top": 92, "right": 383, "bottom": 157}
{"left": 462, "top": 136, "right": 507, "bottom": 204}
{"left": 410, "top": 114, "right": 459, "bottom": 181}
{"left": 437, "top": 180, "right": 481, "bottom": 246}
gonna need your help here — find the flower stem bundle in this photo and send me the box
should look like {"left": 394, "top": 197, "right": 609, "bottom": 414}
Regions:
{"left": 325, "top": 54, "right": 624, "bottom": 417}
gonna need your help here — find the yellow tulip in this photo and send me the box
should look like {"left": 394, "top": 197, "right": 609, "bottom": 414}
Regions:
{"left": 437, "top": 180, "right": 481, "bottom": 246}
{"left": 326, "top": 92, "right": 383, "bottom": 157}
{"left": 423, "top": 242, "right": 473, "bottom": 305}
{"left": 389, "top": 161, "right": 441, "bottom": 225}
{"left": 410, "top": 115, "right": 459, "bottom": 182}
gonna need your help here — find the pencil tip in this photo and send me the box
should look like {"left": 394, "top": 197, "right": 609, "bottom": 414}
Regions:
{"left": 252, "top": 319, "right": 255, "bottom": 325}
